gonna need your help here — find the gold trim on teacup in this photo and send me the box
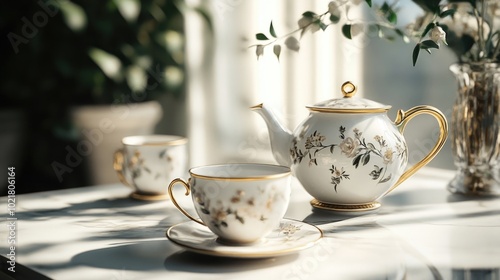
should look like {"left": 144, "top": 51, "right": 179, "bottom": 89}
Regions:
{"left": 188, "top": 163, "right": 291, "bottom": 181}
{"left": 122, "top": 135, "right": 188, "bottom": 146}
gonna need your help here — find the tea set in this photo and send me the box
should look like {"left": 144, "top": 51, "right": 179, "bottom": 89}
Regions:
{"left": 114, "top": 81, "right": 448, "bottom": 257}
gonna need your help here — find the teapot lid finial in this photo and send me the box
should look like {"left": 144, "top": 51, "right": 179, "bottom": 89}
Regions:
{"left": 306, "top": 81, "right": 392, "bottom": 113}
{"left": 342, "top": 81, "right": 357, "bottom": 98}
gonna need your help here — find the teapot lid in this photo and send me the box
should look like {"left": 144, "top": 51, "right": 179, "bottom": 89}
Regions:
{"left": 306, "top": 81, "right": 391, "bottom": 113}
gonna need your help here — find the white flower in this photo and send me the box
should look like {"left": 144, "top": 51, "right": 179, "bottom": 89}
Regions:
{"left": 339, "top": 137, "right": 359, "bottom": 158}
{"left": 430, "top": 26, "right": 447, "bottom": 46}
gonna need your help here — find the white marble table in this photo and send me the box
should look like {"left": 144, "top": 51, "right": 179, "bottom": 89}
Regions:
{"left": 1, "top": 167, "right": 500, "bottom": 279}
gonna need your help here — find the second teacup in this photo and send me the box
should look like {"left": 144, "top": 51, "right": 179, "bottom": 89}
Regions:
{"left": 168, "top": 163, "right": 292, "bottom": 244}
{"left": 114, "top": 135, "right": 188, "bottom": 200}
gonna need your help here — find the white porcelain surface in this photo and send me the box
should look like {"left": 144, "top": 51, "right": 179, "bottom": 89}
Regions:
{"left": 291, "top": 112, "right": 407, "bottom": 204}
{"left": 170, "top": 163, "right": 292, "bottom": 243}
{"left": 253, "top": 85, "right": 447, "bottom": 207}
{"left": 1, "top": 168, "right": 500, "bottom": 280}
{"left": 117, "top": 135, "right": 188, "bottom": 196}
{"left": 166, "top": 219, "right": 322, "bottom": 258}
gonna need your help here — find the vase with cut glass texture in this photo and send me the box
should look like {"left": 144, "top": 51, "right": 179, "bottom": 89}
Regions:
{"left": 448, "top": 62, "right": 500, "bottom": 195}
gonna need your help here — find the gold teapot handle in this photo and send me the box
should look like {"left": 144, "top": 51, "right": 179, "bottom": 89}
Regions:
{"left": 389, "top": 105, "right": 448, "bottom": 193}
{"left": 168, "top": 178, "right": 205, "bottom": 226}
{"left": 113, "top": 149, "right": 132, "bottom": 188}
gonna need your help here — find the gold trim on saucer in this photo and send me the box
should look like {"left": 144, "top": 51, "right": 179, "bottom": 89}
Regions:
{"left": 310, "top": 199, "right": 381, "bottom": 212}
{"left": 130, "top": 192, "right": 170, "bottom": 201}
{"left": 165, "top": 218, "right": 323, "bottom": 258}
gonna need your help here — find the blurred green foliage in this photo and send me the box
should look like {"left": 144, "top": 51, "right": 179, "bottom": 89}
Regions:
{"left": 0, "top": 0, "right": 185, "bottom": 110}
{"left": 0, "top": 0, "right": 186, "bottom": 192}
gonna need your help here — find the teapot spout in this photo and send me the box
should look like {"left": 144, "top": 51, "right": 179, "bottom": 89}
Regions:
{"left": 251, "top": 103, "right": 293, "bottom": 167}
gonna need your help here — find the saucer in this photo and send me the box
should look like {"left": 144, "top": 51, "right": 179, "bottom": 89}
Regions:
{"left": 130, "top": 191, "right": 170, "bottom": 201}
{"left": 166, "top": 218, "right": 323, "bottom": 258}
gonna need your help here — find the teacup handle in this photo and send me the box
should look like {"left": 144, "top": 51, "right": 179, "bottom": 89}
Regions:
{"left": 113, "top": 149, "right": 132, "bottom": 188}
{"left": 388, "top": 105, "right": 448, "bottom": 193}
{"left": 168, "top": 178, "right": 205, "bottom": 226}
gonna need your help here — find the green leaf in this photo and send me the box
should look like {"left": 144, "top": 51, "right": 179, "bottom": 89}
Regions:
{"left": 318, "top": 21, "right": 328, "bottom": 31}
{"left": 342, "top": 24, "right": 352, "bottom": 39}
{"left": 395, "top": 29, "right": 410, "bottom": 43}
{"left": 302, "top": 11, "right": 316, "bottom": 18}
{"left": 421, "top": 22, "right": 435, "bottom": 38}
{"left": 413, "top": 0, "right": 441, "bottom": 14}
{"left": 329, "top": 14, "right": 340, "bottom": 24}
{"left": 420, "top": 39, "right": 440, "bottom": 49}
{"left": 365, "top": 0, "right": 372, "bottom": 7}
{"left": 381, "top": 2, "right": 390, "bottom": 12}
{"left": 439, "top": 9, "right": 455, "bottom": 18}
{"left": 381, "top": 2, "right": 397, "bottom": 24}
{"left": 387, "top": 11, "right": 397, "bottom": 24}
{"left": 412, "top": 43, "right": 420, "bottom": 66}
{"left": 269, "top": 21, "right": 277, "bottom": 38}
{"left": 256, "top": 33, "right": 269, "bottom": 40}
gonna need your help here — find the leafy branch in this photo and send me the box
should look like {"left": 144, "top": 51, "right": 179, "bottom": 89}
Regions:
{"left": 252, "top": 0, "right": 500, "bottom": 66}
{"left": 411, "top": 8, "right": 455, "bottom": 66}
{"left": 250, "top": 0, "right": 408, "bottom": 61}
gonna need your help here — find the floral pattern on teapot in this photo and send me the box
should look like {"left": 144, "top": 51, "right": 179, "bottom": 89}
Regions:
{"left": 290, "top": 126, "right": 407, "bottom": 192}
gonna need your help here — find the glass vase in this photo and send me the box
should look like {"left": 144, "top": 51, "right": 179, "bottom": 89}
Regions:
{"left": 448, "top": 62, "right": 500, "bottom": 196}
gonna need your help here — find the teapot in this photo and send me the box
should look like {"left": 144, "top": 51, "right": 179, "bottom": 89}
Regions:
{"left": 252, "top": 81, "right": 448, "bottom": 212}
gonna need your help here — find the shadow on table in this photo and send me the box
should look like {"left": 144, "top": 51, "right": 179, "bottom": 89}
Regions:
{"left": 16, "top": 197, "right": 167, "bottom": 221}
{"left": 381, "top": 187, "right": 499, "bottom": 207}
{"left": 163, "top": 251, "right": 298, "bottom": 274}
{"left": 71, "top": 239, "right": 176, "bottom": 271}
{"left": 70, "top": 239, "right": 298, "bottom": 273}
{"left": 300, "top": 187, "right": 500, "bottom": 230}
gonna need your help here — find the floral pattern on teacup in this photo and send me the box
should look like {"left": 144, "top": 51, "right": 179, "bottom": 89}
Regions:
{"left": 192, "top": 185, "right": 285, "bottom": 229}
{"left": 279, "top": 222, "right": 302, "bottom": 241}
{"left": 127, "top": 149, "right": 175, "bottom": 181}
{"left": 290, "top": 126, "right": 407, "bottom": 192}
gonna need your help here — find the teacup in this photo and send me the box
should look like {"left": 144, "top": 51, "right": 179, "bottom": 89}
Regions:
{"left": 168, "top": 163, "right": 292, "bottom": 244}
{"left": 114, "top": 135, "right": 188, "bottom": 200}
